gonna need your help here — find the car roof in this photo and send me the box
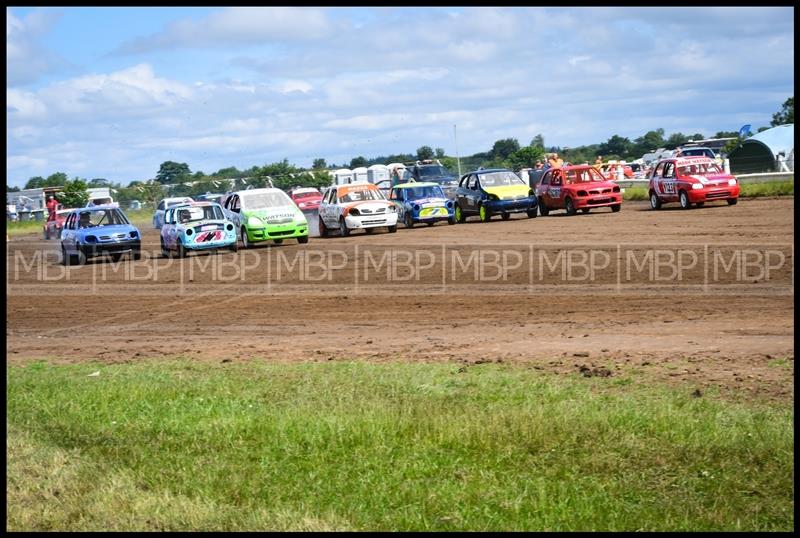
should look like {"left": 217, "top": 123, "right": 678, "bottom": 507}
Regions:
{"left": 74, "top": 204, "right": 121, "bottom": 211}
{"left": 291, "top": 187, "right": 320, "bottom": 194}
{"left": 234, "top": 187, "right": 285, "bottom": 195}
{"left": 393, "top": 181, "right": 438, "bottom": 188}
{"left": 472, "top": 168, "right": 512, "bottom": 174}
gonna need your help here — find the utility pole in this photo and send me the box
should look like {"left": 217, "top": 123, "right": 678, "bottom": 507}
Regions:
{"left": 454, "top": 124, "right": 462, "bottom": 177}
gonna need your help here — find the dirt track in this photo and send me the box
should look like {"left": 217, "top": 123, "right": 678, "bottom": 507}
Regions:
{"left": 6, "top": 198, "right": 795, "bottom": 402}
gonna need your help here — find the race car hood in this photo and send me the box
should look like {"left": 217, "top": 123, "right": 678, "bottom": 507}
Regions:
{"left": 80, "top": 224, "right": 138, "bottom": 236}
{"left": 684, "top": 173, "right": 735, "bottom": 187}
{"left": 408, "top": 196, "right": 449, "bottom": 207}
{"left": 179, "top": 218, "right": 229, "bottom": 229}
{"left": 243, "top": 206, "right": 306, "bottom": 224}
{"left": 344, "top": 200, "right": 393, "bottom": 213}
{"left": 483, "top": 184, "right": 531, "bottom": 199}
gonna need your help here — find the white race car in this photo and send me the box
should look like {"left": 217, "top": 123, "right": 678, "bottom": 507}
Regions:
{"left": 318, "top": 182, "right": 398, "bottom": 237}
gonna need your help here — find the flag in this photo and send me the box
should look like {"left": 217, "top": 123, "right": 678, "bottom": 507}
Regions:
{"left": 738, "top": 124, "right": 752, "bottom": 138}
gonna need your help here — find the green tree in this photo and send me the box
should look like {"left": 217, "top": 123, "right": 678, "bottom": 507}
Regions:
{"left": 490, "top": 138, "right": 520, "bottom": 161}
{"left": 312, "top": 158, "right": 327, "bottom": 170}
{"left": 349, "top": 156, "right": 368, "bottom": 168}
{"left": 598, "top": 135, "right": 632, "bottom": 158}
{"left": 435, "top": 147, "right": 445, "bottom": 158}
{"left": 87, "top": 178, "right": 109, "bottom": 187}
{"left": 134, "top": 180, "right": 165, "bottom": 208}
{"left": 7, "top": 184, "right": 20, "bottom": 192}
{"left": 212, "top": 166, "right": 243, "bottom": 179}
{"left": 771, "top": 96, "right": 793, "bottom": 126}
{"left": 54, "top": 177, "right": 89, "bottom": 208}
{"left": 508, "top": 146, "right": 546, "bottom": 170}
{"left": 530, "top": 134, "right": 545, "bottom": 149}
{"left": 665, "top": 132, "right": 689, "bottom": 149}
{"left": 156, "top": 161, "right": 191, "bottom": 184}
{"left": 714, "top": 131, "right": 740, "bottom": 139}
{"left": 634, "top": 129, "right": 665, "bottom": 152}
{"left": 24, "top": 176, "right": 46, "bottom": 189}
{"left": 416, "top": 146, "right": 435, "bottom": 160}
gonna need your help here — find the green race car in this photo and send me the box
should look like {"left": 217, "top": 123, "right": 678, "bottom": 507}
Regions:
{"left": 221, "top": 188, "right": 310, "bottom": 247}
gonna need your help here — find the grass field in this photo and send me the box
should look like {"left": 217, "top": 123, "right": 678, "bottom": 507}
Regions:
{"left": 6, "top": 359, "right": 793, "bottom": 531}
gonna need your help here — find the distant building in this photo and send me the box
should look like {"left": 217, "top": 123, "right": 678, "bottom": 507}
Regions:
{"left": 728, "top": 124, "right": 794, "bottom": 174}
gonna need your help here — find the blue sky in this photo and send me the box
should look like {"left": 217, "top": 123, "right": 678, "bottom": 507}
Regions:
{"left": 6, "top": 6, "right": 795, "bottom": 187}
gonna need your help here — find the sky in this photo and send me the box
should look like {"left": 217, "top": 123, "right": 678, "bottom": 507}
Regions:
{"left": 6, "top": 6, "right": 795, "bottom": 187}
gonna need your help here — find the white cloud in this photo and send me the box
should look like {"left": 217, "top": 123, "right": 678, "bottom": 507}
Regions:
{"left": 115, "top": 7, "right": 332, "bottom": 54}
{"left": 6, "top": 9, "right": 71, "bottom": 86}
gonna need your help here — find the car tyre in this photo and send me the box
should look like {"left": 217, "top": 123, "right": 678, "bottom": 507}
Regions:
{"left": 75, "top": 250, "right": 86, "bottom": 266}
{"left": 526, "top": 208, "right": 538, "bottom": 218}
{"left": 610, "top": 204, "right": 621, "bottom": 213}
{"left": 478, "top": 204, "right": 491, "bottom": 222}
{"left": 339, "top": 217, "right": 350, "bottom": 237}
{"left": 387, "top": 224, "right": 397, "bottom": 233}
{"left": 404, "top": 213, "right": 414, "bottom": 228}
{"left": 679, "top": 190, "right": 691, "bottom": 209}
{"left": 448, "top": 216, "right": 456, "bottom": 225}
{"left": 274, "top": 239, "right": 283, "bottom": 245}
{"left": 565, "top": 197, "right": 577, "bottom": 216}
{"left": 581, "top": 208, "right": 590, "bottom": 214}
{"left": 298, "top": 235, "right": 309, "bottom": 244}
{"left": 229, "top": 239, "right": 239, "bottom": 253}
{"left": 110, "top": 253, "right": 123, "bottom": 262}
{"left": 501, "top": 212, "right": 510, "bottom": 220}
{"left": 695, "top": 202, "right": 705, "bottom": 208}
{"left": 649, "top": 191, "right": 662, "bottom": 210}
{"left": 318, "top": 216, "right": 329, "bottom": 238}
{"left": 240, "top": 227, "right": 251, "bottom": 248}
{"left": 455, "top": 204, "right": 466, "bottom": 223}
{"left": 61, "top": 245, "right": 70, "bottom": 266}
{"left": 727, "top": 198, "right": 738, "bottom": 206}
{"left": 538, "top": 198, "right": 549, "bottom": 216}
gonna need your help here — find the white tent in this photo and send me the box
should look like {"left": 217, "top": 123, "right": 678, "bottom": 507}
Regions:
{"left": 333, "top": 168, "right": 354, "bottom": 185}
{"left": 352, "top": 166, "right": 369, "bottom": 183}
{"left": 367, "top": 164, "right": 390, "bottom": 184}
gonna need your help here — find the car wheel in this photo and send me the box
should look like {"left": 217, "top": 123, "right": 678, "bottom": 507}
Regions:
{"left": 339, "top": 217, "right": 350, "bottom": 237}
{"left": 649, "top": 191, "right": 662, "bottom": 210}
{"left": 318, "top": 216, "right": 329, "bottom": 238}
{"left": 75, "top": 250, "right": 86, "bottom": 266}
{"left": 229, "top": 239, "right": 239, "bottom": 253}
{"left": 455, "top": 204, "right": 466, "bottom": 223}
{"left": 695, "top": 202, "right": 705, "bottom": 208}
{"left": 365, "top": 228, "right": 375, "bottom": 235}
{"left": 679, "top": 190, "right": 691, "bottom": 209}
{"left": 61, "top": 245, "right": 70, "bottom": 266}
{"left": 565, "top": 197, "right": 577, "bottom": 216}
{"left": 298, "top": 235, "right": 309, "bottom": 244}
{"left": 478, "top": 204, "right": 491, "bottom": 222}
{"left": 241, "top": 227, "right": 251, "bottom": 248}
{"left": 727, "top": 198, "right": 738, "bottom": 206}
{"left": 387, "top": 224, "right": 397, "bottom": 233}
{"left": 538, "top": 198, "right": 549, "bottom": 216}
{"left": 404, "top": 212, "right": 414, "bottom": 228}
{"left": 610, "top": 204, "right": 621, "bottom": 213}
{"left": 177, "top": 240, "right": 187, "bottom": 258}
{"left": 110, "top": 253, "right": 123, "bottom": 262}
{"left": 274, "top": 239, "right": 283, "bottom": 245}
{"left": 581, "top": 208, "right": 590, "bottom": 214}
{"left": 448, "top": 216, "right": 456, "bottom": 225}
{"left": 161, "top": 238, "right": 171, "bottom": 258}
{"left": 501, "top": 212, "right": 510, "bottom": 220}
{"left": 427, "top": 221, "right": 435, "bottom": 227}
{"left": 526, "top": 208, "right": 538, "bottom": 218}
{"left": 132, "top": 248, "right": 142, "bottom": 261}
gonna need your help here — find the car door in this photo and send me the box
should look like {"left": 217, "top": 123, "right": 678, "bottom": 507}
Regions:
{"left": 542, "top": 169, "right": 564, "bottom": 208}
{"left": 163, "top": 208, "right": 177, "bottom": 248}
{"left": 536, "top": 170, "right": 551, "bottom": 207}
{"left": 319, "top": 188, "right": 333, "bottom": 226}
{"left": 388, "top": 187, "right": 405, "bottom": 220}
{"left": 61, "top": 213, "right": 76, "bottom": 251}
{"left": 461, "top": 174, "right": 480, "bottom": 214}
{"left": 654, "top": 161, "right": 677, "bottom": 201}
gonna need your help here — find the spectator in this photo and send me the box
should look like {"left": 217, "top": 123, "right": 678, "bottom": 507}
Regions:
{"left": 46, "top": 195, "right": 57, "bottom": 219}
{"left": 548, "top": 153, "right": 564, "bottom": 169}
{"left": 673, "top": 147, "right": 683, "bottom": 158}
{"left": 777, "top": 152, "right": 791, "bottom": 172}
{"left": 534, "top": 160, "right": 544, "bottom": 170}
{"left": 594, "top": 156, "right": 603, "bottom": 167}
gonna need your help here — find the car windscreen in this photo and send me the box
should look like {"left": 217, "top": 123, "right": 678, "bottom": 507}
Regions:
{"left": 167, "top": 199, "right": 191, "bottom": 208}
{"left": 176, "top": 205, "right": 224, "bottom": 223}
{"left": 678, "top": 162, "right": 723, "bottom": 176}
{"left": 294, "top": 191, "right": 320, "bottom": 199}
{"left": 77, "top": 208, "right": 129, "bottom": 228}
{"left": 479, "top": 171, "right": 525, "bottom": 187}
{"left": 565, "top": 168, "right": 606, "bottom": 183}
{"left": 404, "top": 186, "right": 444, "bottom": 200}
{"left": 241, "top": 191, "right": 292, "bottom": 209}
{"left": 339, "top": 188, "right": 385, "bottom": 203}
{"left": 417, "top": 165, "right": 450, "bottom": 177}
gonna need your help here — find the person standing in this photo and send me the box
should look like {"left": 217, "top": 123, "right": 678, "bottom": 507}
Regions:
{"left": 46, "top": 195, "right": 58, "bottom": 219}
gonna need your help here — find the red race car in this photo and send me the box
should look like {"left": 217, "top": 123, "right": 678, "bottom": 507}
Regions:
{"left": 535, "top": 165, "right": 622, "bottom": 215}
{"left": 43, "top": 208, "right": 71, "bottom": 240}
{"left": 289, "top": 187, "right": 323, "bottom": 212}
{"left": 598, "top": 162, "right": 634, "bottom": 180}
{"left": 648, "top": 156, "right": 740, "bottom": 210}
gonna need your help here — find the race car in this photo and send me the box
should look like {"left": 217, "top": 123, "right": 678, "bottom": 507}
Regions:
{"left": 318, "top": 182, "right": 398, "bottom": 237}
{"left": 388, "top": 182, "right": 456, "bottom": 228}
{"left": 289, "top": 187, "right": 323, "bottom": 212}
{"left": 60, "top": 205, "right": 142, "bottom": 265}
{"left": 535, "top": 165, "right": 622, "bottom": 215}
{"left": 43, "top": 208, "right": 72, "bottom": 240}
{"left": 221, "top": 188, "right": 309, "bottom": 247}
{"left": 160, "top": 201, "right": 238, "bottom": 258}
{"left": 598, "top": 161, "right": 634, "bottom": 180}
{"left": 153, "top": 197, "right": 194, "bottom": 229}
{"left": 648, "top": 156, "right": 740, "bottom": 209}
{"left": 453, "top": 168, "right": 538, "bottom": 222}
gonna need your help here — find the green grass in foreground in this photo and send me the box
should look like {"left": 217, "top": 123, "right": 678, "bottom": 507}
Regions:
{"left": 5, "top": 209, "right": 155, "bottom": 237}
{"left": 624, "top": 180, "right": 794, "bottom": 201}
{"left": 6, "top": 359, "right": 793, "bottom": 531}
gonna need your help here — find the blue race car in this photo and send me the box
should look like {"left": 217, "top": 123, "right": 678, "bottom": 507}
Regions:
{"left": 60, "top": 205, "right": 142, "bottom": 265}
{"left": 388, "top": 182, "right": 456, "bottom": 228}
{"left": 160, "top": 201, "right": 238, "bottom": 257}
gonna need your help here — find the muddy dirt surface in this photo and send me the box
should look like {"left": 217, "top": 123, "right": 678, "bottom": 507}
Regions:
{"left": 6, "top": 199, "right": 794, "bottom": 403}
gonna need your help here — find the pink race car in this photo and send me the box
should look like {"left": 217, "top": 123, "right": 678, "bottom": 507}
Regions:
{"left": 648, "top": 156, "right": 740, "bottom": 209}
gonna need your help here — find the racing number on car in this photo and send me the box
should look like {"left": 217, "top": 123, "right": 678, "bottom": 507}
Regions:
{"left": 549, "top": 187, "right": 561, "bottom": 199}
{"left": 662, "top": 181, "right": 676, "bottom": 194}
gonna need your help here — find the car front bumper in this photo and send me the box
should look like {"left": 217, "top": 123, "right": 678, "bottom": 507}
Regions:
{"left": 345, "top": 212, "right": 399, "bottom": 229}
{"left": 485, "top": 197, "right": 538, "bottom": 213}
{"left": 80, "top": 239, "right": 141, "bottom": 257}
{"left": 573, "top": 193, "right": 622, "bottom": 209}
{"left": 244, "top": 222, "right": 308, "bottom": 242}
{"left": 688, "top": 186, "right": 740, "bottom": 203}
{"left": 184, "top": 231, "right": 238, "bottom": 250}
